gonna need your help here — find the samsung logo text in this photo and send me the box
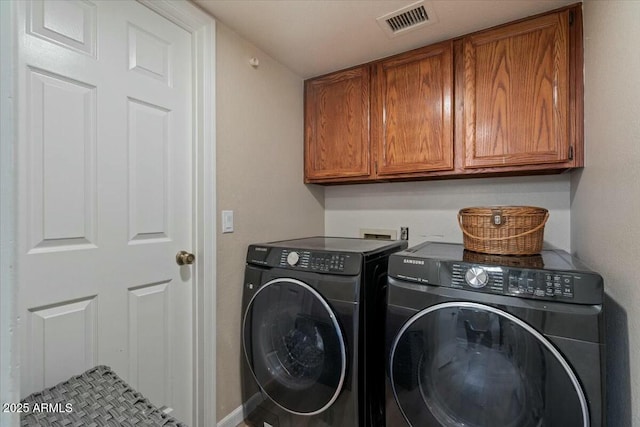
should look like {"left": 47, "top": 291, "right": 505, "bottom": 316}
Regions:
{"left": 403, "top": 259, "right": 424, "bottom": 265}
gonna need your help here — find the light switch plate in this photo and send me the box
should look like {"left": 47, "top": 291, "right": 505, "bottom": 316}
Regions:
{"left": 222, "top": 210, "right": 234, "bottom": 233}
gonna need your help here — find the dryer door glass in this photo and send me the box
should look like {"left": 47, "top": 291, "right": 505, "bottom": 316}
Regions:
{"left": 243, "top": 278, "right": 347, "bottom": 415}
{"left": 390, "top": 302, "right": 589, "bottom": 427}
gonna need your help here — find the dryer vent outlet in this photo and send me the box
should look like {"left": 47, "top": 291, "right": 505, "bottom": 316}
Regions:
{"left": 360, "top": 228, "right": 397, "bottom": 240}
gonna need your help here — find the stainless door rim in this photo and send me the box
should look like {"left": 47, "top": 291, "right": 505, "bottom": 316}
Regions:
{"left": 389, "top": 301, "right": 590, "bottom": 427}
{"left": 242, "top": 277, "right": 348, "bottom": 416}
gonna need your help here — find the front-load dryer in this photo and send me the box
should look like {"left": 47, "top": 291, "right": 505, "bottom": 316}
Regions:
{"left": 242, "top": 237, "right": 407, "bottom": 427}
{"left": 385, "top": 242, "right": 605, "bottom": 427}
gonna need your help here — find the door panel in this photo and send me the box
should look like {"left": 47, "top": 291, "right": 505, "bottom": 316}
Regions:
{"left": 27, "top": 0, "right": 97, "bottom": 57}
{"left": 127, "top": 98, "right": 170, "bottom": 243}
{"left": 128, "top": 23, "right": 171, "bottom": 85}
{"left": 243, "top": 278, "right": 347, "bottom": 415}
{"left": 304, "top": 67, "right": 371, "bottom": 180}
{"left": 389, "top": 302, "right": 588, "bottom": 427}
{"left": 17, "top": 0, "right": 193, "bottom": 423}
{"left": 463, "top": 12, "right": 570, "bottom": 168}
{"left": 373, "top": 41, "right": 454, "bottom": 176}
{"left": 27, "top": 297, "right": 97, "bottom": 392}
{"left": 26, "top": 68, "right": 97, "bottom": 252}
{"left": 128, "top": 282, "right": 171, "bottom": 406}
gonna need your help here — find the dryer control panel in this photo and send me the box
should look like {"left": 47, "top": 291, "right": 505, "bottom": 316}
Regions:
{"left": 443, "top": 261, "right": 599, "bottom": 304}
{"left": 387, "top": 242, "right": 603, "bottom": 305}
{"left": 246, "top": 245, "right": 362, "bottom": 275}
{"left": 389, "top": 256, "right": 602, "bottom": 305}
{"left": 449, "top": 263, "right": 575, "bottom": 299}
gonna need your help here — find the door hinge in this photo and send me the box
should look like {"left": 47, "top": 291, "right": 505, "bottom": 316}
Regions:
{"left": 569, "top": 10, "right": 574, "bottom": 26}
{"left": 568, "top": 146, "right": 574, "bottom": 160}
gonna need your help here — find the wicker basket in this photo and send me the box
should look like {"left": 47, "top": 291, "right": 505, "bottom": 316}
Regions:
{"left": 458, "top": 206, "right": 549, "bottom": 255}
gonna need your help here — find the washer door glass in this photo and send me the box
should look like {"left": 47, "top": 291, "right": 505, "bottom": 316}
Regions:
{"left": 243, "top": 278, "right": 347, "bottom": 415}
{"left": 390, "top": 302, "right": 589, "bottom": 427}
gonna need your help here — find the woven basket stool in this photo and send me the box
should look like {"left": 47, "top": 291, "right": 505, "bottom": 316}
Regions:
{"left": 20, "top": 365, "right": 187, "bottom": 427}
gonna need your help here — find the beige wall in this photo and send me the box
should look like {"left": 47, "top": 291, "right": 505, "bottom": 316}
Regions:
{"left": 572, "top": 1, "right": 640, "bottom": 425}
{"left": 326, "top": 175, "right": 572, "bottom": 250}
{"left": 215, "top": 23, "right": 324, "bottom": 420}
{"left": 214, "top": 2, "right": 640, "bottom": 423}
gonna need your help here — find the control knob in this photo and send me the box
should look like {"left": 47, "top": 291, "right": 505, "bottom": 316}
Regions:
{"left": 287, "top": 251, "right": 300, "bottom": 266}
{"left": 465, "top": 267, "right": 489, "bottom": 288}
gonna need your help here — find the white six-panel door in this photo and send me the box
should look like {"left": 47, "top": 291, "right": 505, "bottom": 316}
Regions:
{"left": 16, "top": 0, "right": 194, "bottom": 423}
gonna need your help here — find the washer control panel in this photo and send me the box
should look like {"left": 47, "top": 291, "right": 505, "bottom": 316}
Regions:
{"left": 279, "top": 249, "right": 348, "bottom": 272}
{"left": 279, "top": 249, "right": 357, "bottom": 274}
{"left": 449, "top": 262, "right": 576, "bottom": 301}
{"left": 246, "top": 245, "right": 362, "bottom": 275}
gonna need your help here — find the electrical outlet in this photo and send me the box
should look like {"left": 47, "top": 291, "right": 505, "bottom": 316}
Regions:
{"left": 400, "top": 227, "right": 409, "bottom": 240}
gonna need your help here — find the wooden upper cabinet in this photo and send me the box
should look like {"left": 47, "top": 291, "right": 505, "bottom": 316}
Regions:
{"left": 373, "top": 41, "right": 454, "bottom": 177}
{"left": 304, "top": 66, "right": 370, "bottom": 182}
{"left": 460, "top": 11, "right": 573, "bottom": 169}
{"left": 304, "top": 6, "right": 582, "bottom": 184}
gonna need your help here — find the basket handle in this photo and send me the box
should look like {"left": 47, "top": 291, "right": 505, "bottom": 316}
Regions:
{"left": 457, "top": 212, "right": 549, "bottom": 242}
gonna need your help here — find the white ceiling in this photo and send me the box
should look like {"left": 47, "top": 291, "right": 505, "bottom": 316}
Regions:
{"left": 193, "top": 0, "right": 576, "bottom": 79}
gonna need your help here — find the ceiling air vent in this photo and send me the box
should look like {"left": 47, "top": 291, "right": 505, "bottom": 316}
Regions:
{"left": 376, "top": 1, "right": 437, "bottom": 38}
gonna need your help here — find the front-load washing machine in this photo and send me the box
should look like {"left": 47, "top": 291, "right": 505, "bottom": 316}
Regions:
{"left": 385, "top": 242, "right": 605, "bottom": 427}
{"left": 242, "top": 237, "right": 407, "bottom": 427}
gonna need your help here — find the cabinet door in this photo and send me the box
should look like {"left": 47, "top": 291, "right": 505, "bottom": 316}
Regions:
{"left": 373, "top": 41, "right": 453, "bottom": 177}
{"left": 462, "top": 11, "right": 570, "bottom": 169}
{"left": 304, "top": 67, "right": 370, "bottom": 182}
